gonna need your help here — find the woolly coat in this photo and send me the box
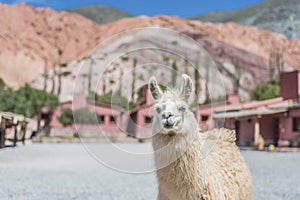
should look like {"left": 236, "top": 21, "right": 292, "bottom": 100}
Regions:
{"left": 152, "top": 120, "right": 252, "bottom": 200}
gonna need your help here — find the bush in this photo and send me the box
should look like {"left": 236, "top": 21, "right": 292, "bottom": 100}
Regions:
{"left": 0, "top": 78, "right": 6, "bottom": 90}
{"left": 250, "top": 79, "right": 279, "bottom": 101}
{"left": 59, "top": 108, "right": 74, "bottom": 126}
{"left": 293, "top": 135, "right": 300, "bottom": 147}
{"left": 73, "top": 108, "right": 98, "bottom": 124}
{"left": 87, "top": 91, "right": 136, "bottom": 110}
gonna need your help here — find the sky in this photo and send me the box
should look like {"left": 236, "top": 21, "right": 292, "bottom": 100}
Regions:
{"left": 1, "top": 0, "right": 266, "bottom": 17}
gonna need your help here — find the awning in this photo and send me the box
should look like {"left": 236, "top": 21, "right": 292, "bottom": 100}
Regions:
{"left": 213, "top": 108, "right": 287, "bottom": 119}
{"left": 0, "top": 112, "right": 30, "bottom": 123}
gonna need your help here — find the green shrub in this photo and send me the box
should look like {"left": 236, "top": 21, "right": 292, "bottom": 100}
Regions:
{"left": 87, "top": 91, "right": 136, "bottom": 110}
{"left": 73, "top": 108, "right": 98, "bottom": 124}
{"left": 59, "top": 108, "right": 74, "bottom": 126}
{"left": 250, "top": 79, "right": 279, "bottom": 101}
{"left": 0, "top": 84, "right": 59, "bottom": 118}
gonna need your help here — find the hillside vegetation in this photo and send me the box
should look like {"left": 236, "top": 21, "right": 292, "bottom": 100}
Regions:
{"left": 189, "top": 0, "right": 300, "bottom": 39}
{"left": 67, "top": 5, "right": 132, "bottom": 24}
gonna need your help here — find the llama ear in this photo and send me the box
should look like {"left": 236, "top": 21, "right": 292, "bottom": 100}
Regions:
{"left": 180, "top": 74, "right": 193, "bottom": 102}
{"left": 148, "top": 76, "right": 163, "bottom": 100}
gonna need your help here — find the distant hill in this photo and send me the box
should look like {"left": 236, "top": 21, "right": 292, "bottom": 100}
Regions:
{"left": 67, "top": 5, "right": 132, "bottom": 24}
{"left": 1, "top": 3, "right": 300, "bottom": 102}
{"left": 188, "top": 0, "right": 300, "bottom": 39}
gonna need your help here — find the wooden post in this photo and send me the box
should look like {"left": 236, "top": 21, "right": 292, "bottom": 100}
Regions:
{"left": 13, "top": 124, "right": 17, "bottom": 147}
{"left": 254, "top": 118, "right": 260, "bottom": 146}
{"left": 21, "top": 122, "right": 27, "bottom": 145}
{"left": 13, "top": 117, "right": 18, "bottom": 147}
{"left": 0, "top": 117, "right": 6, "bottom": 148}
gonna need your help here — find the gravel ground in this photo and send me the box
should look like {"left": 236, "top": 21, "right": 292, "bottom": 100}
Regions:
{"left": 0, "top": 143, "right": 299, "bottom": 200}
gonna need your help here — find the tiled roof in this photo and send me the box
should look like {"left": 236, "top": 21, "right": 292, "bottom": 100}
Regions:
{"left": 213, "top": 107, "right": 287, "bottom": 119}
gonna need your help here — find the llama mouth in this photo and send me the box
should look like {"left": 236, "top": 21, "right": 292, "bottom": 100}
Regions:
{"left": 167, "top": 132, "right": 176, "bottom": 136}
{"left": 164, "top": 123, "right": 174, "bottom": 129}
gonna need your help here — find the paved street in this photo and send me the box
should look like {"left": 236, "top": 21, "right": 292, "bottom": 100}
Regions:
{"left": 0, "top": 143, "right": 299, "bottom": 200}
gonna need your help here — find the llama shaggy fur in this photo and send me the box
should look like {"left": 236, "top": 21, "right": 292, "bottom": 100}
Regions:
{"left": 149, "top": 74, "right": 252, "bottom": 200}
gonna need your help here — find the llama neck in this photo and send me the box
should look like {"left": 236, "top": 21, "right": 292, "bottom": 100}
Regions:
{"left": 152, "top": 111, "right": 203, "bottom": 173}
{"left": 152, "top": 117, "right": 207, "bottom": 198}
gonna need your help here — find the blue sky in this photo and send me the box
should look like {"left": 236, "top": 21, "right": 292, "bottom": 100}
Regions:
{"left": 2, "top": 0, "right": 266, "bottom": 17}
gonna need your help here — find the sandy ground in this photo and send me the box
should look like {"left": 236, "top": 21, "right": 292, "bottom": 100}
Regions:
{"left": 0, "top": 143, "right": 299, "bottom": 200}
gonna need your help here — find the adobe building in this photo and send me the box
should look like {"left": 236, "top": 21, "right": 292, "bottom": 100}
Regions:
{"left": 127, "top": 87, "right": 154, "bottom": 139}
{"left": 199, "top": 71, "right": 300, "bottom": 147}
{"left": 50, "top": 93, "right": 128, "bottom": 136}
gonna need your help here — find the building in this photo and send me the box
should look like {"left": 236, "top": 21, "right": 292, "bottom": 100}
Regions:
{"left": 126, "top": 88, "right": 154, "bottom": 138}
{"left": 50, "top": 93, "right": 128, "bottom": 135}
{"left": 0, "top": 112, "right": 30, "bottom": 148}
{"left": 49, "top": 71, "right": 300, "bottom": 147}
{"left": 199, "top": 71, "right": 300, "bottom": 147}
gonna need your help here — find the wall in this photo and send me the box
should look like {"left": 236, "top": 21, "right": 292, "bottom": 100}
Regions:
{"left": 239, "top": 118, "right": 255, "bottom": 146}
{"left": 50, "top": 100, "right": 128, "bottom": 134}
{"left": 280, "top": 71, "right": 299, "bottom": 101}
{"left": 259, "top": 116, "right": 277, "bottom": 144}
{"left": 136, "top": 105, "right": 153, "bottom": 138}
{"left": 279, "top": 117, "right": 294, "bottom": 140}
{"left": 50, "top": 101, "right": 73, "bottom": 130}
{"left": 282, "top": 108, "right": 300, "bottom": 141}
{"left": 197, "top": 104, "right": 214, "bottom": 131}
{"left": 91, "top": 104, "right": 126, "bottom": 132}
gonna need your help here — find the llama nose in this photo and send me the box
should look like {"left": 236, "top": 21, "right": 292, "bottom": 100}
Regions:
{"left": 162, "top": 112, "right": 173, "bottom": 119}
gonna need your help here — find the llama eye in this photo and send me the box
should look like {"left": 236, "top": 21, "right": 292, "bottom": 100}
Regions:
{"left": 155, "top": 107, "right": 161, "bottom": 113}
{"left": 179, "top": 105, "right": 186, "bottom": 112}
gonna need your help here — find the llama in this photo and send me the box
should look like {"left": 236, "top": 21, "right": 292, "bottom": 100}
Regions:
{"left": 149, "top": 74, "right": 252, "bottom": 200}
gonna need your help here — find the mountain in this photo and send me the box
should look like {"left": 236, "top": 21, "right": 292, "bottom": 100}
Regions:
{"left": 189, "top": 0, "right": 300, "bottom": 39}
{"left": 67, "top": 5, "right": 132, "bottom": 24}
{"left": 0, "top": 3, "right": 101, "bottom": 88}
{"left": 96, "top": 16, "right": 300, "bottom": 69}
{"left": 32, "top": 17, "right": 299, "bottom": 101}
{"left": 1, "top": 3, "right": 300, "bottom": 101}
{"left": 31, "top": 26, "right": 280, "bottom": 102}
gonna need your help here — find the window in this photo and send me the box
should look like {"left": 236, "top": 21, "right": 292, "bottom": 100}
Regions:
{"left": 201, "top": 115, "right": 209, "bottom": 122}
{"left": 293, "top": 117, "right": 300, "bottom": 131}
{"left": 97, "top": 115, "right": 105, "bottom": 124}
{"left": 144, "top": 116, "right": 152, "bottom": 124}
{"left": 110, "top": 115, "right": 116, "bottom": 123}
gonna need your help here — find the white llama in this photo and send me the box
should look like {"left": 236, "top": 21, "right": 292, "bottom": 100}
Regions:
{"left": 149, "top": 74, "right": 252, "bottom": 200}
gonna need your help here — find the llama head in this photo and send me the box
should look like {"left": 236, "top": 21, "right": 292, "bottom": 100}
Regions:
{"left": 149, "top": 74, "right": 193, "bottom": 135}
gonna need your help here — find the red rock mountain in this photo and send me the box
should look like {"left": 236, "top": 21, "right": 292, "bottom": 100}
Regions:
{"left": 0, "top": 3, "right": 100, "bottom": 88}
{"left": 1, "top": 3, "right": 300, "bottom": 89}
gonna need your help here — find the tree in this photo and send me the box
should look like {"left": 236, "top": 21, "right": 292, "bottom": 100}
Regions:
{"left": 269, "top": 46, "right": 284, "bottom": 81}
{"left": 194, "top": 56, "right": 201, "bottom": 103}
{"left": 57, "top": 63, "right": 69, "bottom": 96}
{"left": 73, "top": 108, "right": 98, "bottom": 124}
{"left": 0, "top": 84, "right": 59, "bottom": 118}
{"left": 0, "top": 87, "right": 17, "bottom": 112}
{"left": 87, "top": 91, "right": 136, "bottom": 110}
{"left": 204, "top": 58, "right": 210, "bottom": 104}
{"left": 42, "top": 59, "right": 49, "bottom": 91}
{"left": 84, "top": 55, "right": 96, "bottom": 93}
{"left": 0, "top": 78, "right": 6, "bottom": 90}
{"left": 232, "top": 58, "right": 242, "bottom": 94}
{"left": 102, "top": 75, "right": 107, "bottom": 95}
{"left": 250, "top": 79, "right": 280, "bottom": 101}
{"left": 171, "top": 60, "right": 178, "bottom": 87}
{"left": 118, "top": 66, "right": 123, "bottom": 95}
{"left": 131, "top": 58, "right": 137, "bottom": 101}
{"left": 51, "top": 66, "right": 56, "bottom": 94}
